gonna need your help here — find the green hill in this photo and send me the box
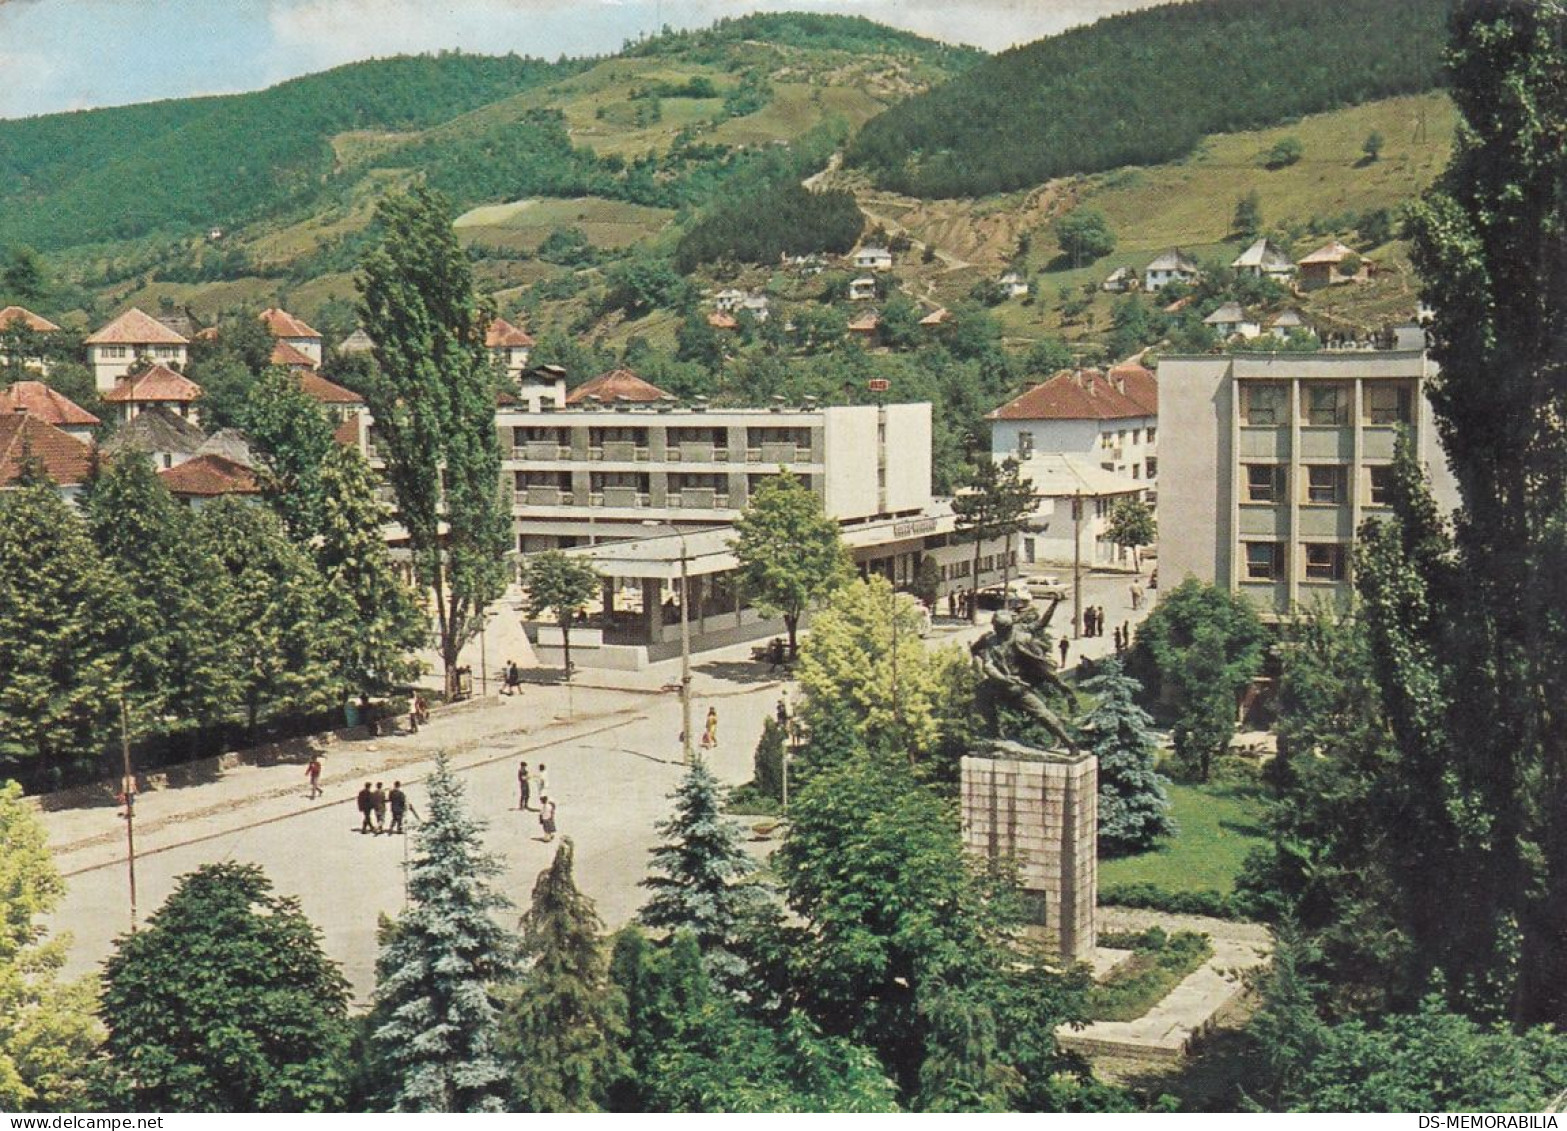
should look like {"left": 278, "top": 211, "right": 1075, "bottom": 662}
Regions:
{"left": 845, "top": 0, "right": 1452, "bottom": 198}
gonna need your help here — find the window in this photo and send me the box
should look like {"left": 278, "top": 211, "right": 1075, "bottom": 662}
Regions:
{"left": 1132, "top": 464, "right": 1141, "bottom": 480}
{"left": 100, "top": 345, "right": 127, "bottom": 360}
{"left": 1365, "top": 381, "right": 1414, "bottom": 425}
{"left": 1368, "top": 464, "right": 1394, "bottom": 506}
{"left": 1242, "top": 383, "right": 1289, "bottom": 426}
{"left": 1306, "top": 464, "right": 1348, "bottom": 505}
{"left": 1145, "top": 457, "right": 1158, "bottom": 479}
{"left": 1245, "top": 542, "right": 1284, "bottom": 581}
{"left": 1133, "top": 429, "right": 1142, "bottom": 445}
{"left": 1303, "top": 543, "right": 1348, "bottom": 582}
{"left": 1245, "top": 464, "right": 1286, "bottom": 503}
{"left": 1304, "top": 383, "right": 1350, "bottom": 426}
{"left": 1147, "top": 427, "right": 1157, "bottom": 444}
{"left": 1018, "top": 431, "right": 1034, "bottom": 458}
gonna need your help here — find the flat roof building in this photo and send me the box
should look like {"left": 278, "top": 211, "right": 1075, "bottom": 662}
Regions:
{"left": 1157, "top": 350, "right": 1460, "bottom": 619}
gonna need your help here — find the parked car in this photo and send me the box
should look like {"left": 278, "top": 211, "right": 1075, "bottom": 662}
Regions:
{"left": 1025, "top": 574, "right": 1067, "bottom": 601}
{"left": 975, "top": 581, "right": 1033, "bottom": 610}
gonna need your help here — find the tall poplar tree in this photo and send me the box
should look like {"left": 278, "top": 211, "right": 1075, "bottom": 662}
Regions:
{"left": 1374, "top": 0, "right": 1567, "bottom": 1024}
{"left": 356, "top": 185, "right": 510, "bottom": 699}
{"left": 371, "top": 755, "right": 515, "bottom": 1112}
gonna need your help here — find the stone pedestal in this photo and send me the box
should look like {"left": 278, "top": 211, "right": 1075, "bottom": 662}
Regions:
{"left": 961, "top": 749, "right": 1097, "bottom": 961}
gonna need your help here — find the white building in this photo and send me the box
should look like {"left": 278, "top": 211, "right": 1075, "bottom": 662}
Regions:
{"left": 852, "top": 246, "right": 893, "bottom": 271}
{"left": 1016, "top": 452, "right": 1146, "bottom": 569}
{"left": 988, "top": 363, "right": 1159, "bottom": 485}
{"left": 1143, "top": 249, "right": 1201, "bottom": 292}
{"left": 84, "top": 309, "right": 189, "bottom": 392}
{"left": 260, "top": 308, "right": 323, "bottom": 366}
{"left": 1157, "top": 349, "right": 1460, "bottom": 619}
{"left": 1203, "top": 302, "right": 1262, "bottom": 341}
{"left": 1230, "top": 238, "right": 1295, "bottom": 281}
{"left": 486, "top": 317, "right": 535, "bottom": 380}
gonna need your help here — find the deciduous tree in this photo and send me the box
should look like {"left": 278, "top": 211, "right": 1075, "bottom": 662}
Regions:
{"left": 952, "top": 456, "right": 1034, "bottom": 624}
{"left": 520, "top": 550, "right": 601, "bottom": 677}
{"left": 355, "top": 186, "right": 511, "bottom": 699}
{"left": 98, "top": 862, "right": 350, "bottom": 1112}
{"left": 730, "top": 470, "right": 851, "bottom": 659}
{"left": 1104, "top": 496, "right": 1156, "bottom": 570}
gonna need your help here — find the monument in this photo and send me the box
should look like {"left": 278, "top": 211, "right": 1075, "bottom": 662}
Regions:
{"left": 962, "top": 604, "right": 1098, "bottom": 960}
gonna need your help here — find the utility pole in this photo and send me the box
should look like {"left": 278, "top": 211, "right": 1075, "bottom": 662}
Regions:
{"left": 678, "top": 530, "right": 693, "bottom": 766}
{"left": 1072, "top": 490, "right": 1084, "bottom": 640}
{"left": 119, "top": 698, "right": 138, "bottom": 934}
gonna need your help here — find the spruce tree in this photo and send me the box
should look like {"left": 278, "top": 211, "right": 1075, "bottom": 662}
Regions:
{"left": 1075, "top": 659, "right": 1175, "bottom": 856}
{"left": 501, "top": 840, "right": 626, "bottom": 1112}
{"left": 638, "top": 759, "right": 764, "bottom": 983}
{"left": 370, "top": 755, "right": 516, "bottom": 1112}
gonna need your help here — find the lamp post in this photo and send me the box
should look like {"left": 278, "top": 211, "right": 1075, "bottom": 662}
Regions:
{"left": 119, "top": 698, "right": 138, "bottom": 934}
{"left": 645, "top": 520, "right": 694, "bottom": 765}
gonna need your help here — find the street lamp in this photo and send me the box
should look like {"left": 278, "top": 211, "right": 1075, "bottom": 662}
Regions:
{"left": 644, "top": 521, "right": 694, "bottom": 765}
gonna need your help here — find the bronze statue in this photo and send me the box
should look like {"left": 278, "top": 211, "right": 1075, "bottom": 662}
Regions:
{"left": 971, "top": 602, "right": 1080, "bottom": 753}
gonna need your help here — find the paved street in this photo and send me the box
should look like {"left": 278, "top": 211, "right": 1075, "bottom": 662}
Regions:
{"left": 41, "top": 569, "right": 1151, "bottom": 1003}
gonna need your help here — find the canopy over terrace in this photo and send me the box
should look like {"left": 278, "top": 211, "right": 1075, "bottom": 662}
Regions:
{"left": 533, "top": 505, "right": 1011, "bottom": 669}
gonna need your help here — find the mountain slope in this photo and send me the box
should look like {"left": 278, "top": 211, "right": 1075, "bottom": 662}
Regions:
{"left": 845, "top": 0, "right": 1453, "bottom": 198}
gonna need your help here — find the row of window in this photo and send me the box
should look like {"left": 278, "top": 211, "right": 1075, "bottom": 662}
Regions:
{"left": 1245, "top": 463, "right": 1393, "bottom": 506}
{"left": 1244, "top": 541, "right": 1348, "bottom": 582}
{"left": 94, "top": 345, "right": 183, "bottom": 361}
{"left": 1241, "top": 381, "right": 1414, "bottom": 427}
{"left": 1015, "top": 428, "right": 1157, "bottom": 458}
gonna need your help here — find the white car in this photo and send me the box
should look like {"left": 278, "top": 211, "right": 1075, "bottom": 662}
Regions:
{"left": 1025, "top": 575, "right": 1068, "bottom": 601}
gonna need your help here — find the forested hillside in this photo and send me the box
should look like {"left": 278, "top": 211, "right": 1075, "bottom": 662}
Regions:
{"left": 0, "top": 53, "right": 578, "bottom": 251}
{"left": 845, "top": 0, "right": 1452, "bottom": 198}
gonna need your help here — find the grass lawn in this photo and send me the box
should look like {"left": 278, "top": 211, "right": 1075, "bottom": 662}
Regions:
{"left": 1098, "top": 779, "right": 1268, "bottom": 895}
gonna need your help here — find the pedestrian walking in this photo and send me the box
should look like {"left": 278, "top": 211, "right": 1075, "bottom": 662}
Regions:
{"left": 388, "top": 781, "right": 411, "bottom": 833}
{"left": 305, "top": 756, "right": 323, "bottom": 800}
{"left": 1058, "top": 635, "right": 1069, "bottom": 669}
{"left": 701, "top": 706, "right": 719, "bottom": 749}
{"left": 518, "top": 761, "right": 532, "bottom": 810}
{"left": 947, "top": 591, "right": 957, "bottom": 618}
{"left": 504, "top": 660, "right": 521, "bottom": 696}
{"left": 776, "top": 693, "right": 790, "bottom": 728}
{"left": 1095, "top": 605, "right": 1106, "bottom": 637}
{"left": 538, "top": 796, "right": 557, "bottom": 842}
{"left": 536, "top": 764, "right": 549, "bottom": 802}
{"left": 1130, "top": 580, "right": 1144, "bottom": 610}
{"left": 357, "top": 782, "right": 375, "bottom": 834}
{"left": 1083, "top": 606, "right": 1096, "bottom": 638}
{"left": 372, "top": 782, "right": 388, "bottom": 834}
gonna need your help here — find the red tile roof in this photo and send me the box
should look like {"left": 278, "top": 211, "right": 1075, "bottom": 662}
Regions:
{"left": 0, "top": 306, "right": 61, "bottom": 333}
{"left": 847, "top": 312, "right": 881, "bottom": 332}
{"left": 297, "top": 370, "right": 364, "bottom": 405}
{"left": 486, "top": 317, "right": 535, "bottom": 349}
{"left": 158, "top": 454, "right": 259, "bottom": 498}
{"left": 707, "top": 311, "right": 738, "bottom": 330}
{"left": 102, "top": 364, "right": 204, "bottom": 404}
{"left": 987, "top": 365, "right": 1157, "bottom": 422}
{"left": 85, "top": 308, "right": 189, "bottom": 346}
{"left": 0, "top": 381, "right": 99, "bottom": 428}
{"left": 0, "top": 413, "right": 95, "bottom": 486}
{"left": 270, "top": 340, "right": 318, "bottom": 368}
{"left": 259, "top": 308, "right": 321, "bottom": 339}
{"left": 333, "top": 415, "right": 361, "bottom": 448}
{"left": 565, "top": 368, "right": 670, "bottom": 406}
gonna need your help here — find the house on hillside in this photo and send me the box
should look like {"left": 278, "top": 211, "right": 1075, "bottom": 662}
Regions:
{"left": 1231, "top": 238, "right": 1295, "bottom": 281}
{"left": 1102, "top": 266, "right": 1135, "bottom": 293}
{"left": 101, "top": 405, "right": 207, "bottom": 470}
{"left": 84, "top": 309, "right": 190, "bottom": 392}
{"left": 0, "top": 307, "right": 63, "bottom": 375}
{"left": 565, "top": 368, "right": 671, "bottom": 408}
{"left": 159, "top": 454, "right": 261, "bottom": 509}
{"left": 0, "top": 413, "right": 94, "bottom": 500}
{"left": 1298, "top": 240, "right": 1363, "bottom": 290}
{"left": 487, "top": 317, "right": 535, "bottom": 380}
{"left": 340, "top": 328, "right": 376, "bottom": 355}
{"left": 852, "top": 246, "right": 893, "bottom": 272}
{"left": 999, "top": 272, "right": 1030, "bottom": 299}
{"left": 102, "top": 363, "right": 204, "bottom": 427}
{"left": 846, "top": 311, "right": 881, "bottom": 343}
{"left": 987, "top": 363, "right": 1159, "bottom": 485}
{"left": 1143, "top": 249, "right": 1201, "bottom": 292}
{"left": 0, "top": 381, "right": 98, "bottom": 441}
{"left": 259, "top": 308, "right": 323, "bottom": 366}
{"left": 1203, "top": 302, "right": 1261, "bottom": 340}
{"left": 713, "top": 288, "right": 747, "bottom": 312}
{"left": 848, "top": 276, "right": 878, "bottom": 302}
{"left": 1266, "top": 309, "right": 1313, "bottom": 338}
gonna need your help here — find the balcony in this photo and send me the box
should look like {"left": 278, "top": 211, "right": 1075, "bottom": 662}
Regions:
{"left": 669, "top": 489, "right": 727, "bottom": 510}
{"left": 515, "top": 441, "right": 567, "bottom": 461}
{"left": 515, "top": 486, "right": 574, "bottom": 507}
{"left": 597, "top": 487, "right": 646, "bottom": 508}
{"left": 749, "top": 443, "right": 804, "bottom": 463}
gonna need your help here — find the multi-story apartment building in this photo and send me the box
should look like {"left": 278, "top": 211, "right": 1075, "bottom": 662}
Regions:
{"left": 498, "top": 399, "right": 933, "bottom": 553}
{"left": 1158, "top": 350, "right": 1460, "bottom": 618}
{"left": 989, "top": 363, "right": 1158, "bottom": 485}
{"left": 83, "top": 308, "right": 189, "bottom": 392}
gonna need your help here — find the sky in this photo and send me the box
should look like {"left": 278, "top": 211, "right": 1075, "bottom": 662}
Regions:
{"left": 0, "top": 0, "right": 1170, "bottom": 121}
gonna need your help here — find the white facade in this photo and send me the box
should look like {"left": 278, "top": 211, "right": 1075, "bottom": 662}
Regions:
{"left": 88, "top": 342, "right": 187, "bottom": 392}
{"left": 991, "top": 414, "right": 1157, "bottom": 484}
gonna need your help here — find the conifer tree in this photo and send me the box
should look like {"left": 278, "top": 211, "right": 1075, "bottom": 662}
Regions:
{"left": 1075, "top": 659, "right": 1175, "bottom": 855}
{"left": 638, "top": 759, "right": 764, "bottom": 983}
{"left": 501, "top": 840, "right": 626, "bottom": 1112}
{"left": 370, "top": 755, "right": 515, "bottom": 1113}
{"left": 0, "top": 479, "right": 129, "bottom": 784}
{"left": 355, "top": 186, "right": 510, "bottom": 699}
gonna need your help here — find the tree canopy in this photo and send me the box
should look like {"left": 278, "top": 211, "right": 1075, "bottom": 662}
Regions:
{"left": 730, "top": 471, "right": 851, "bottom": 658}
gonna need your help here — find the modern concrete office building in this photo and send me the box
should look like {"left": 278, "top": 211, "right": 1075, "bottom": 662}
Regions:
{"left": 1157, "top": 349, "right": 1460, "bottom": 618}
{"left": 498, "top": 399, "right": 933, "bottom": 553}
